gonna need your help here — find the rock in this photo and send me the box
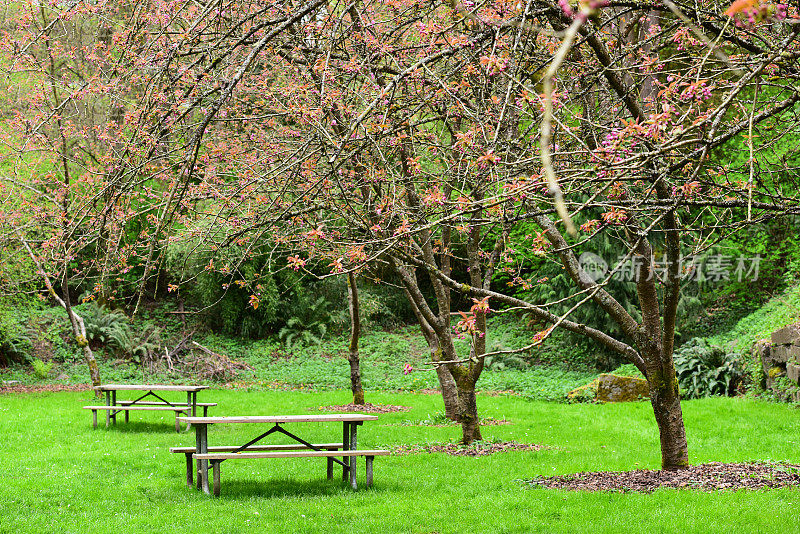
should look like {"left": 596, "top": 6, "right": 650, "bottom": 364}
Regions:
{"left": 596, "top": 374, "right": 649, "bottom": 403}
{"left": 567, "top": 379, "right": 599, "bottom": 403}
{"left": 753, "top": 339, "right": 772, "bottom": 390}
{"left": 787, "top": 363, "right": 800, "bottom": 384}
{"left": 771, "top": 324, "right": 800, "bottom": 346}
{"left": 770, "top": 345, "right": 791, "bottom": 364}
{"left": 1, "top": 380, "right": 20, "bottom": 386}
{"left": 768, "top": 367, "right": 785, "bottom": 379}
{"left": 56, "top": 373, "right": 70, "bottom": 381}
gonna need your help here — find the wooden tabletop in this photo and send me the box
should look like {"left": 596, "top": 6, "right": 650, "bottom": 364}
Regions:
{"left": 93, "top": 384, "right": 209, "bottom": 392}
{"left": 177, "top": 414, "right": 379, "bottom": 424}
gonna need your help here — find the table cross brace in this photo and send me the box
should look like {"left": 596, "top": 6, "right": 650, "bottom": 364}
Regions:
{"left": 222, "top": 424, "right": 347, "bottom": 468}
{"left": 129, "top": 390, "right": 177, "bottom": 406}
{"left": 107, "top": 390, "right": 178, "bottom": 417}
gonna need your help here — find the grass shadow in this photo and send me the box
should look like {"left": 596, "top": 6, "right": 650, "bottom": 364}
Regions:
{"left": 213, "top": 476, "right": 400, "bottom": 499}
{"left": 103, "top": 421, "right": 186, "bottom": 434}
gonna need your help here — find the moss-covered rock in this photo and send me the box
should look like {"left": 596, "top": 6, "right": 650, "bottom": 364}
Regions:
{"left": 566, "top": 379, "right": 599, "bottom": 403}
{"left": 595, "top": 374, "right": 649, "bottom": 403}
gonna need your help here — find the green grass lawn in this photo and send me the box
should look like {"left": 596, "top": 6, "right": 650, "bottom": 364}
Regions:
{"left": 1, "top": 390, "right": 799, "bottom": 534}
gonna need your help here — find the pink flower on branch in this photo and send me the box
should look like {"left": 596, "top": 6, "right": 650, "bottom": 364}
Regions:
{"left": 287, "top": 255, "right": 306, "bottom": 270}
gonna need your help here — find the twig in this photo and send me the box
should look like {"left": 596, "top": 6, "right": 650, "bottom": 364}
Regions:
{"left": 540, "top": 11, "right": 587, "bottom": 236}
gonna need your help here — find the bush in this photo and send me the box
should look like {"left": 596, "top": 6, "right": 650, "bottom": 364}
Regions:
{"left": 80, "top": 303, "right": 161, "bottom": 363}
{"left": 31, "top": 358, "right": 53, "bottom": 378}
{"left": 0, "top": 302, "right": 33, "bottom": 365}
{"left": 278, "top": 315, "right": 327, "bottom": 351}
{"left": 82, "top": 302, "right": 130, "bottom": 345}
{"left": 483, "top": 352, "right": 529, "bottom": 371}
{"left": 673, "top": 338, "right": 743, "bottom": 398}
{"left": 770, "top": 375, "right": 800, "bottom": 403}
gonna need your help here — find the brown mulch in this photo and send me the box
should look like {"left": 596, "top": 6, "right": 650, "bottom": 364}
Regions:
{"left": 313, "top": 402, "right": 412, "bottom": 414}
{"left": 0, "top": 383, "right": 91, "bottom": 395}
{"left": 393, "top": 441, "right": 546, "bottom": 457}
{"left": 527, "top": 462, "right": 800, "bottom": 493}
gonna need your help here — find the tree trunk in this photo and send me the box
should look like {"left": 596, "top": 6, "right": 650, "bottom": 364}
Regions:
{"left": 398, "top": 279, "right": 459, "bottom": 421}
{"left": 347, "top": 272, "right": 365, "bottom": 405}
{"left": 648, "top": 366, "right": 689, "bottom": 470}
{"left": 62, "top": 278, "right": 102, "bottom": 396}
{"left": 437, "top": 365, "right": 460, "bottom": 421}
{"left": 457, "top": 383, "right": 482, "bottom": 444}
{"left": 17, "top": 234, "right": 101, "bottom": 396}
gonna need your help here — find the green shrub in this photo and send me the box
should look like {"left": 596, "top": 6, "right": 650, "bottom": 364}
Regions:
{"left": 82, "top": 302, "right": 130, "bottom": 345}
{"left": 0, "top": 302, "right": 33, "bottom": 365}
{"left": 610, "top": 363, "right": 642, "bottom": 377}
{"left": 565, "top": 380, "right": 598, "bottom": 403}
{"left": 770, "top": 375, "right": 800, "bottom": 403}
{"left": 31, "top": 358, "right": 53, "bottom": 378}
{"left": 483, "top": 352, "right": 529, "bottom": 371}
{"left": 673, "top": 338, "right": 743, "bottom": 398}
{"left": 80, "top": 303, "right": 160, "bottom": 363}
{"left": 278, "top": 315, "right": 327, "bottom": 351}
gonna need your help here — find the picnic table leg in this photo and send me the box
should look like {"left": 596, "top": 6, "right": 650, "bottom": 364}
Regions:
{"left": 92, "top": 409, "right": 97, "bottom": 429}
{"left": 196, "top": 423, "right": 210, "bottom": 494}
{"left": 349, "top": 423, "right": 358, "bottom": 490}
{"left": 366, "top": 456, "right": 374, "bottom": 488}
{"left": 212, "top": 460, "right": 221, "bottom": 497}
{"left": 111, "top": 391, "right": 117, "bottom": 425}
{"left": 342, "top": 422, "right": 351, "bottom": 481}
{"left": 104, "top": 391, "right": 111, "bottom": 428}
{"left": 326, "top": 457, "right": 334, "bottom": 480}
{"left": 186, "top": 392, "right": 194, "bottom": 431}
{"left": 184, "top": 453, "right": 193, "bottom": 487}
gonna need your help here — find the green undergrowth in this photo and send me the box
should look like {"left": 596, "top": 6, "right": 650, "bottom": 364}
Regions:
{"left": 1, "top": 315, "right": 596, "bottom": 401}
{"left": 708, "top": 284, "right": 800, "bottom": 352}
{"left": 0, "top": 390, "right": 798, "bottom": 533}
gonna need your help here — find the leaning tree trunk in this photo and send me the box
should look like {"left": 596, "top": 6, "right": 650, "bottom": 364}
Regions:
{"left": 62, "top": 278, "right": 102, "bottom": 396}
{"left": 400, "top": 282, "right": 460, "bottom": 421}
{"left": 18, "top": 234, "right": 101, "bottom": 396}
{"left": 347, "top": 272, "right": 365, "bottom": 405}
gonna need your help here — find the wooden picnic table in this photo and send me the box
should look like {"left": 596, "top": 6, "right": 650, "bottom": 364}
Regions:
{"left": 85, "top": 384, "right": 212, "bottom": 431}
{"left": 177, "top": 414, "right": 384, "bottom": 495}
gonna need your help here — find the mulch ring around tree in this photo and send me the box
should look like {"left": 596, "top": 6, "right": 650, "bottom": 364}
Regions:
{"left": 424, "top": 416, "right": 512, "bottom": 427}
{"left": 393, "top": 441, "right": 546, "bottom": 457}
{"left": 527, "top": 462, "right": 800, "bottom": 492}
{"left": 312, "top": 402, "right": 412, "bottom": 414}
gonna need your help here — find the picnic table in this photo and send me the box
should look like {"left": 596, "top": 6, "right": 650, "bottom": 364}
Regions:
{"left": 174, "top": 414, "right": 388, "bottom": 496}
{"left": 84, "top": 384, "right": 214, "bottom": 432}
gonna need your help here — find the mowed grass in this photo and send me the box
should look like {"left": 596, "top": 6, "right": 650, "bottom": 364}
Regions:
{"left": 1, "top": 390, "right": 799, "bottom": 534}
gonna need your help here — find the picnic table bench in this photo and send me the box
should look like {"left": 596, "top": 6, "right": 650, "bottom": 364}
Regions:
{"left": 175, "top": 414, "right": 389, "bottom": 496}
{"left": 84, "top": 384, "right": 213, "bottom": 432}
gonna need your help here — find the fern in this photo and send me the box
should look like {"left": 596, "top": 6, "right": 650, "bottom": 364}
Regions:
{"left": 674, "top": 338, "right": 743, "bottom": 398}
{"left": 31, "top": 358, "right": 53, "bottom": 378}
{"left": 81, "top": 303, "right": 160, "bottom": 363}
{"left": 278, "top": 305, "right": 329, "bottom": 351}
